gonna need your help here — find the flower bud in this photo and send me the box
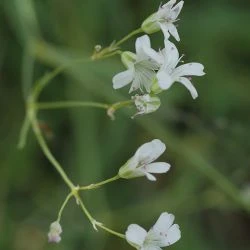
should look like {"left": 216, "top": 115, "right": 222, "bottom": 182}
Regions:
{"left": 132, "top": 94, "right": 161, "bottom": 118}
{"left": 141, "top": 14, "right": 161, "bottom": 34}
{"left": 48, "top": 221, "right": 62, "bottom": 243}
{"left": 121, "top": 51, "right": 136, "bottom": 69}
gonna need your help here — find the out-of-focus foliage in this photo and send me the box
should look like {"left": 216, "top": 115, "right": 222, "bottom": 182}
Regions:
{"left": 0, "top": 0, "right": 250, "bottom": 249}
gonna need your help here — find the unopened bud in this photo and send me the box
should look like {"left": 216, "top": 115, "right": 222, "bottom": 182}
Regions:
{"left": 48, "top": 221, "right": 62, "bottom": 243}
{"left": 95, "top": 45, "right": 102, "bottom": 52}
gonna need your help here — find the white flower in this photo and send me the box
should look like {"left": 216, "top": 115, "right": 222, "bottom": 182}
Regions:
{"left": 142, "top": 0, "right": 184, "bottom": 41}
{"left": 132, "top": 94, "right": 161, "bottom": 118}
{"left": 147, "top": 39, "right": 205, "bottom": 99}
{"left": 126, "top": 212, "right": 181, "bottom": 250}
{"left": 113, "top": 35, "right": 159, "bottom": 93}
{"left": 118, "top": 139, "right": 170, "bottom": 181}
{"left": 48, "top": 221, "right": 62, "bottom": 243}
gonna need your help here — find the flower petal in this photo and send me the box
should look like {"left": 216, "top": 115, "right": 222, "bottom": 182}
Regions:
{"left": 146, "top": 213, "right": 180, "bottom": 248}
{"left": 170, "top": 1, "right": 184, "bottom": 19}
{"left": 163, "top": 40, "right": 179, "bottom": 69}
{"left": 157, "top": 71, "right": 173, "bottom": 90}
{"left": 136, "top": 35, "right": 151, "bottom": 58}
{"left": 135, "top": 139, "right": 166, "bottom": 165}
{"left": 126, "top": 224, "right": 147, "bottom": 248}
{"left": 129, "top": 168, "right": 146, "bottom": 178}
{"left": 173, "top": 63, "right": 205, "bottom": 77}
{"left": 143, "top": 46, "right": 163, "bottom": 65}
{"left": 178, "top": 77, "right": 198, "bottom": 99}
{"left": 161, "top": 224, "right": 181, "bottom": 247}
{"left": 157, "top": 0, "right": 176, "bottom": 19}
{"left": 145, "top": 162, "right": 171, "bottom": 173}
{"left": 162, "top": 0, "right": 177, "bottom": 9}
{"left": 168, "top": 23, "right": 180, "bottom": 41}
{"left": 145, "top": 172, "right": 157, "bottom": 181}
{"left": 113, "top": 69, "right": 134, "bottom": 89}
{"left": 152, "top": 213, "right": 175, "bottom": 234}
{"left": 159, "top": 23, "right": 171, "bottom": 40}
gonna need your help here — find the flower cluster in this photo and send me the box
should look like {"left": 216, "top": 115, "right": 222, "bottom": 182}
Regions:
{"left": 113, "top": 0, "right": 205, "bottom": 117}
{"left": 119, "top": 140, "right": 181, "bottom": 249}
{"left": 44, "top": 1, "right": 205, "bottom": 249}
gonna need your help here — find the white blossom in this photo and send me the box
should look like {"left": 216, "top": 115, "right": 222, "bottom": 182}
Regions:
{"left": 142, "top": 0, "right": 184, "bottom": 41}
{"left": 113, "top": 35, "right": 159, "bottom": 93}
{"left": 48, "top": 221, "right": 62, "bottom": 243}
{"left": 118, "top": 139, "right": 170, "bottom": 181}
{"left": 126, "top": 212, "right": 181, "bottom": 250}
{"left": 147, "top": 39, "right": 205, "bottom": 99}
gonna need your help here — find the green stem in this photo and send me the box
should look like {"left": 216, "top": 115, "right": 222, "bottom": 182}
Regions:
{"left": 100, "top": 50, "right": 122, "bottom": 60}
{"left": 21, "top": 44, "right": 132, "bottom": 239}
{"left": 34, "top": 100, "right": 133, "bottom": 120}
{"left": 110, "top": 100, "right": 134, "bottom": 111}
{"left": 92, "top": 28, "right": 143, "bottom": 60}
{"left": 97, "top": 224, "right": 125, "bottom": 239}
{"left": 57, "top": 192, "right": 73, "bottom": 222}
{"left": 29, "top": 104, "right": 126, "bottom": 237}
{"left": 28, "top": 107, "right": 75, "bottom": 190}
{"left": 17, "top": 114, "right": 31, "bottom": 149}
{"left": 32, "top": 58, "right": 90, "bottom": 101}
{"left": 80, "top": 175, "right": 120, "bottom": 190}
{"left": 77, "top": 194, "right": 125, "bottom": 239}
{"left": 35, "top": 101, "right": 109, "bottom": 110}
{"left": 115, "top": 28, "right": 143, "bottom": 47}
{"left": 107, "top": 100, "right": 134, "bottom": 119}
{"left": 77, "top": 194, "right": 96, "bottom": 223}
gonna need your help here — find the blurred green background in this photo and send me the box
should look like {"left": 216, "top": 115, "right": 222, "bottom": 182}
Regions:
{"left": 1, "top": 0, "right": 250, "bottom": 249}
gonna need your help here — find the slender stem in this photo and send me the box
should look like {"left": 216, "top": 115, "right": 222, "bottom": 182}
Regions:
{"left": 77, "top": 194, "right": 125, "bottom": 239}
{"left": 99, "top": 50, "right": 122, "bottom": 60}
{"left": 29, "top": 104, "right": 126, "bottom": 237}
{"left": 77, "top": 194, "right": 96, "bottom": 223}
{"left": 35, "top": 100, "right": 133, "bottom": 119}
{"left": 110, "top": 100, "right": 134, "bottom": 111}
{"left": 35, "top": 101, "right": 109, "bottom": 110}
{"left": 92, "top": 28, "right": 143, "bottom": 60}
{"left": 80, "top": 175, "right": 120, "bottom": 190}
{"left": 115, "top": 28, "right": 143, "bottom": 47}
{"left": 28, "top": 107, "right": 75, "bottom": 190}
{"left": 17, "top": 114, "right": 31, "bottom": 149}
{"left": 97, "top": 224, "right": 125, "bottom": 239}
{"left": 107, "top": 100, "right": 134, "bottom": 119}
{"left": 32, "top": 58, "right": 90, "bottom": 101}
{"left": 57, "top": 192, "right": 73, "bottom": 222}
{"left": 21, "top": 46, "right": 132, "bottom": 239}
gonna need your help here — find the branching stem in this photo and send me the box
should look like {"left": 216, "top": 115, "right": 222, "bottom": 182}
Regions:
{"left": 80, "top": 175, "right": 120, "bottom": 190}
